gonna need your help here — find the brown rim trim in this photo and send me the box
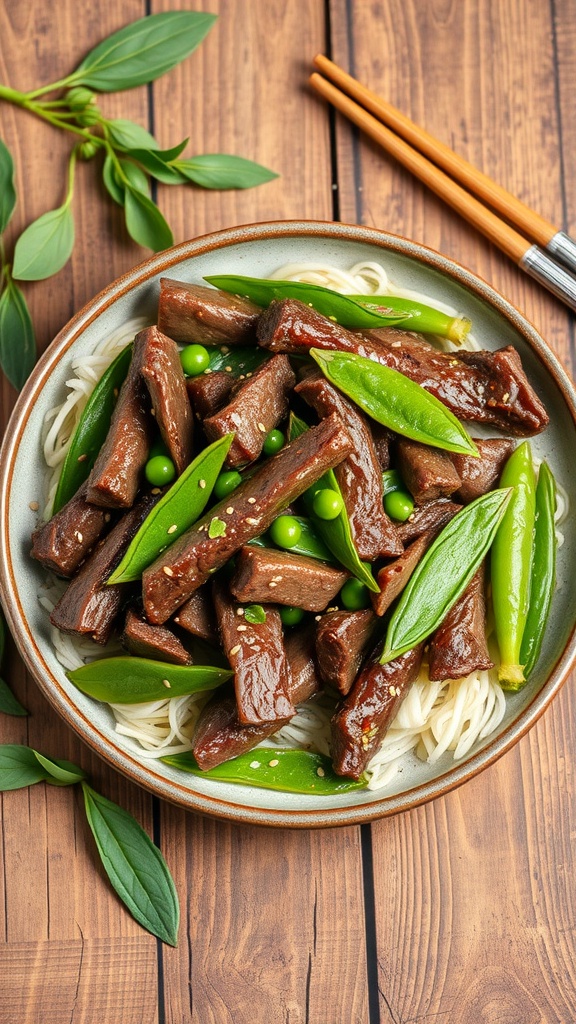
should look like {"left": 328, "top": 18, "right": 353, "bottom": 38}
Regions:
{"left": 2, "top": 219, "right": 576, "bottom": 828}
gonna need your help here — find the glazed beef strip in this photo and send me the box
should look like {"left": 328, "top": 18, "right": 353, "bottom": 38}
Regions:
{"left": 204, "top": 354, "right": 295, "bottom": 468}
{"left": 158, "top": 279, "right": 260, "bottom": 346}
{"left": 50, "top": 495, "right": 157, "bottom": 644}
{"left": 212, "top": 580, "right": 294, "bottom": 725}
{"left": 396, "top": 498, "right": 462, "bottom": 545}
{"left": 371, "top": 528, "right": 438, "bottom": 617}
{"left": 370, "top": 423, "right": 393, "bottom": 470}
{"left": 139, "top": 326, "right": 194, "bottom": 475}
{"left": 121, "top": 607, "right": 193, "bottom": 666}
{"left": 295, "top": 370, "right": 402, "bottom": 559}
{"left": 86, "top": 331, "right": 155, "bottom": 508}
{"left": 331, "top": 642, "right": 425, "bottom": 779}
{"left": 193, "top": 625, "right": 321, "bottom": 769}
{"left": 31, "top": 484, "right": 114, "bottom": 578}
{"left": 428, "top": 565, "right": 493, "bottom": 681}
{"left": 315, "top": 609, "right": 378, "bottom": 696}
{"left": 186, "top": 371, "right": 235, "bottom": 420}
{"left": 173, "top": 587, "right": 217, "bottom": 643}
{"left": 397, "top": 438, "right": 461, "bottom": 503}
{"left": 229, "top": 545, "right": 348, "bottom": 612}
{"left": 257, "top": 299, "right": 549, "bottom": 435}
{"left": 451, "top": 437, "right": 515, "bottom": 503}
{"left": 142, "top": 412, "right": 353, "bottom": 624}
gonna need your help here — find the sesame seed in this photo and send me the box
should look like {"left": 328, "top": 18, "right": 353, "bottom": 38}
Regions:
{"left": 237, "top": 624, "right": 247, "bottom": 632}
{"left": 272, "top": 575, "right": 283, "bottom": 582}
{"left": 75, "top": 531, "right": 83, "bottom": 543}
{"left": 199, "top": 479, "right": 206, "bottom": 489}
{"left": 246, "top": 517, "right": 258, "bottom": 525}
{"left": 225, "top": 365, "right": 233, "bottom": 372}
{"left": 316, "top": 767, "right": 325, "bottom": 777}
{"left": 257, "top": 422, "right": 266, "bottom": 432}
{"left": 248, "top": 497, "right": 256, "bottom": 504}
{"left": 174, "top": 617, "right": 180, "bottom": 624}
{"left": 246, "top": 372, "right": 253, "bottom": 378}
{"left": 167, "top": 524, "right": 178, "bottom": 534}
{"left": 391, "top": 341, "right": 401, "bottom": 348}
{"left": 268, "top": 581, "right": 278, "bottom": 588}
{"left": 150, "top": 408, "right": 156, "bottom": 417}
{"left": 236, "top": 607, "right": 245, "bottom": 616}
{"left": 163, "top": 566, "right": 174, "bottom": 577}
{"left": 226, "top": 506, "right": 234, "bottom": 515}
{"left": 104, "top": 513, "right": 111, "bottom": 523}
{"left": 151, "top": 487, "right": 161, "bottom": 494}
{"left": 203, "top": 368, "right": 212, "bottom": 374}
{"left": 29, "top": 501, "right": 39, "bottom": 511}
{"left": 250, "top": 760, "right": 260, "bottom": 769}
{"left": 315, "top": 615, "right": 321, "bottom": 621}
{"left": 221, "top": 345, "right": 230, "bottom": 354}
{"left": 230, "top": 644, "right": 241, "bottom": 656}
{"left": 268, "top": 759, "right": 279, "bottom": 767}
{"left": 162, "top": 679, "right": 171, "bottom": 688}
{"left": 502, "top": 392, "right": 510, "bottom": 402}
{"left": 77, "top": 453, "right": 88, "bottom": 462}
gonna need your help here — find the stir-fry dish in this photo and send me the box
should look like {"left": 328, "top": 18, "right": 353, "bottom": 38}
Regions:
{"left": 31, "top": 262, "right": 560, "bottom": 795}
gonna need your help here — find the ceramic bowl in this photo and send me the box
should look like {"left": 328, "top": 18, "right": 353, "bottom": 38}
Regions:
{"left": 2, "top": 220, "right": 576, "bottom": 828}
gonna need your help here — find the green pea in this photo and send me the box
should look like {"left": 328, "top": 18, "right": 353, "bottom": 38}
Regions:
{"left": 312, "top": 488, "right": 344, "bottom": 521}
{"left": 269, "top": 515, "right": 302, "bottom": 549}
{"left": 263, "top": 428, "right": 285, "bottom": 456}
{"left": 384, "top": 489, "right": 415, "bottom": 522}
{"left": 279, "top": 606, "right": 305, "bottom": 627}
{"left": 340, "top": 578, "right": 371, "bottom": 610}
{"left": 213, "top": 470, "right": 243, "bottom": 500}
{"left": 180, "top": 344, "right": 210, "bottom": 377}
{"left": 145, "top": 455, "right": 176, "bottom": 487}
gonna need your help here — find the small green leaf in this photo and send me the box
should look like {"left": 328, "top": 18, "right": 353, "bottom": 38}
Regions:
{"left": 124, "top": 186, "right": 173, "bottom": 251}
{"left": 176, "top": 153, "right": 278, "bottom": 190}
{"left": 107, "top": 119, "right": 159, "bottom": 151}
{"left": 81, "top": 782, "right": 179, "bottom": 946}
{"left": 12, "top": 204, "right": 75, "bottom": 281}
{"left": 120, "top": 159, "right": 150, "bottom": 197}
{"left": 0, "top": 745, "right": 48, "bottom": 791}
{"left": 128, "top": 148, "right": 187, "bottom": 185}
{"left": 244, "top": 604, "right": 267, "bottom": 624}
{"left": 33, "top": 751, "right": 86, "bottom": 786}
{"left": 102, "top": 154, "right": 125, "bottom": 205}
{"left": 67, "top": 657, "right": 232, "bottom": 704}
{"left": 71, "top": 11, "right": 217, "bottom": 92}
{"left": 208, "top": 517, "right": 227, "bottom": 539}
{"left": 0, "top": 276, "right": 37, "bottom": 388}
{"left": 0, "top": 137, "right": 16, "bottom": 234}
{"left": 0, "top": 678, "right": 28, "bottom": 716}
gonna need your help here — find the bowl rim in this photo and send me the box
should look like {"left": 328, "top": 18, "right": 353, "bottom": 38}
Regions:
{"left": 2, "top": 217, "right": 576, "bottom": 828}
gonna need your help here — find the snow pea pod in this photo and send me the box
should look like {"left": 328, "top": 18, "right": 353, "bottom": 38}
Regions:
{"left": 263, "top": 515, "right": 335, "bottom": 563}
{"left": 108, "top": 433, "right": 234, "bottom": 584}
{"left": 310, "top": 348, "right": 478, "bottom": 457}
{"left": 204, "top": 274, "right": 410, "bottom": 328}
{"left": 491, "top": 442, "right": 537, "bottom": 689}
{"left": 519, "top": 462, "right": 557, "bottom": 679}
{"left": 344, "top": 294, "right": 471, "bottom": 344}
{"left": 289, "top": 414, "right": 379, "bottom": 592}
{"left": 67, "top": 657, "right": 232, "bottom": 704}
{"left": 380, "top": 487, "right": 512, "bottom": 664}
{"left": 52, "top": 342, "right": 133, "bottom": 513}
{"left": 162, "top": 748, "right": 367, "bottom": 794}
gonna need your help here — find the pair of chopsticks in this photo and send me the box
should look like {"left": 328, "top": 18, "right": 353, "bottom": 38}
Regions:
{"left": 310, "top": 55, "right": 576, "bottom": 314}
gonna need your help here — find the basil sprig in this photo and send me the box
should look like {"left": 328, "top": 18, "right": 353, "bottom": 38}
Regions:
{"left": 0, "top": 140, "right": 36, "bottom": 388}
{"left": 0, "top": 745, "right": 85, "bottom": 790}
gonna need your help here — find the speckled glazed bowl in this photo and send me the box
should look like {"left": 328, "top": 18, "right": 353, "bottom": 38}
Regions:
{"left": 2, "top": 221, "right": 576, "bottom": 828}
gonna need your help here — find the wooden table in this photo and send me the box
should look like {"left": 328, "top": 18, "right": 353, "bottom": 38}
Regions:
{"left": 1, "top": 2, "right": 575, "bottom": 1021}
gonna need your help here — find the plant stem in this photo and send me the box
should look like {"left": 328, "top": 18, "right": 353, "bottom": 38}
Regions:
{"left": 65, "top": 148, "right": 78, "bottom": 206}
{"left": 24, "top": 78, "right": 74, "bottom": 100}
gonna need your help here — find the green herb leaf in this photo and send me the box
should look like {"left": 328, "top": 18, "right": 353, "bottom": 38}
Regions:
{"left": 162, "top": 749, "right": 367, "bottom": 794}
{"left": 0, "top": 678, "right": 28, "bottom": 716}
{"left": 124, "top": 185, "right": 173, "bottom": 251}
{"left": 177, "top": 154, "right": 278, "bottom": 190}
{"left": 310, "top": 348, "right": 478, "bottom": 456}
{"left": 0, "top": 275, "right": 37, "bottom": 388}
{"left": 68, "top": 657, "right": 232, "bottom": 704}
{"left": 0, "top": 137, "right": 16, "bottom": 234}
{"left": 244, "top": 604, "right": 267, "bottom": 624}
{"left": 12, "top": 204, "right": 74, "bottom": 281}
{"left": 380, "top": 488, "right": 512, "bottom": 664}
{"left": 107, "top": 119, "right": 159, "bottom": 151}
{"left": 81, "top": 782, "right": 179, "bottom": 946}
{"left": 108, "top": 434, "right": 234, "bottom": 583}
{"left": 120, "top": 159, "right": 150, "bottom": 197}
{"left": 0, "top": 745, "right": 49, "bottom": 791}
{"left": 208, "top": 517, "right": 227, "bottom": 539}
{"left": 102, "top": 154, "right": 125, "bottom": 205}
{"left": 71, "top": 11, "right": 217, "bottom": 92}
{"left": 128, "top": 148, "right": 188, "bottom": 185}
{"left": 32, "top": 751, "right": 86, "bottom": 786}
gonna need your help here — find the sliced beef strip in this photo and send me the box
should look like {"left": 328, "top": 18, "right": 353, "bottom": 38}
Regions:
{"left": 212, "top": 580, "right": 294, "bottom": 726}
{"left": 192, "top": 625, "right": 321, "bottom": 769}
{"left": 397, "top": 438, "right": 461, "bottom": 503}
{"left": 331, "top": 642, "right": 425, "bottom": 779}
{"left": 371, "top": 528, "right": 437, "bottom": 617}
{"left": 315, "top": 609, "right": 378, "bottom": 696}
{"left": 173, "top": 587, "right": 217, "bottom": 643}
{"left": 158, "top": 279, "right": 261, "bottom": 346}
{"left": 86, "top": 331, "right": 155, "bottom": 508}
{"left": 30, "top": 484, "right": 114, "bottom": 578}
{"left": 121, "top": 607, "right": 193, "bottom": 666}
{"left": 229, "top": 546, "right": 348, "bottom": 612}
{"left": 142, "top": 412, "right": 353, "bottom": 624}
{"left": 451, "top": 437, "right": 515, "bottom": 503}
{"left": 139, "top": 326, "right": 194, "bottom": 475}
{"left": 50, "top": 495, "right": 157, "bottom": 645}
{"left": 257, "top": 299, "right": 549, "bottom": 435}
{"left": 396, "top": 498, "right": 462, "bottom": 545}
{"left": 370, "top": 423, "right": 393, "bottom": 470}
{"left": 186, "top": 371, "right": 235, "bottom": 420}
{"left": 203, "top": 354, "right": 296, "bottom": 468}
{"left": 428, "top": 565, "right": 494, "bottom": 681}
{"left": 295, "top": 370, "right": 402, "bottom": 559}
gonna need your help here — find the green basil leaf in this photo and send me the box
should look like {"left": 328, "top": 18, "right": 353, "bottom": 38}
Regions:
{"left": 244, "top": 604, "right": 267, "bottom": 624}
{"left": 0, "top": 137, "right": 16, "bottom": 234}
{"left": 33, "top": 751, "right": 86, "bottom": 786}
{"left": 127, "top": 148, "right": 187, "bottom": 185}
{"left": 0, "top": 678, "right": 28, "bottom": 716}
{"left": 162, "top": 749, "right": 367, "bottom": 794}
{"left": 158, "top": 139, "right": 189, "bottom": 162}
{"left": 102, "top": 154, "right": 125, "bottom": 206}
{"left": 81, "top": 782, "right": 179, "bottom": 946}
{"left": 71, "top": 11, "right": 217, "bottom": 92}
{"left": 107, "top": 119, "right": 159, "bottom": 151}
{"left": 176, "top": 154, "right": 278, "bottom": 190}
{"left": 124, "top": 186, "right": 173, "bottom": 251}
{"left": 0, "top": 276, "right": 37, "bottom": 388}
{"left": 0, "top": 744, "right": 50, "bottom": 791}
{"left": 310, "top": 348, "right": 478, "bottom": 457}
{"left": 12, "top": 204, "right": 74, "bottom": 281}
{"left": 68, "top": 657, "right": 232, "bottom": 704}
{"left": 109, "top": 433, "right": 234, "bottom": 583}
{"left": 380, "top": 488, "right": 512, "bottom": 664}
{"left": 120, "top": 159, "right": 150, "bottom": 197}
{"left": 52, "top": 342, "right": 133, "bottom": 513}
